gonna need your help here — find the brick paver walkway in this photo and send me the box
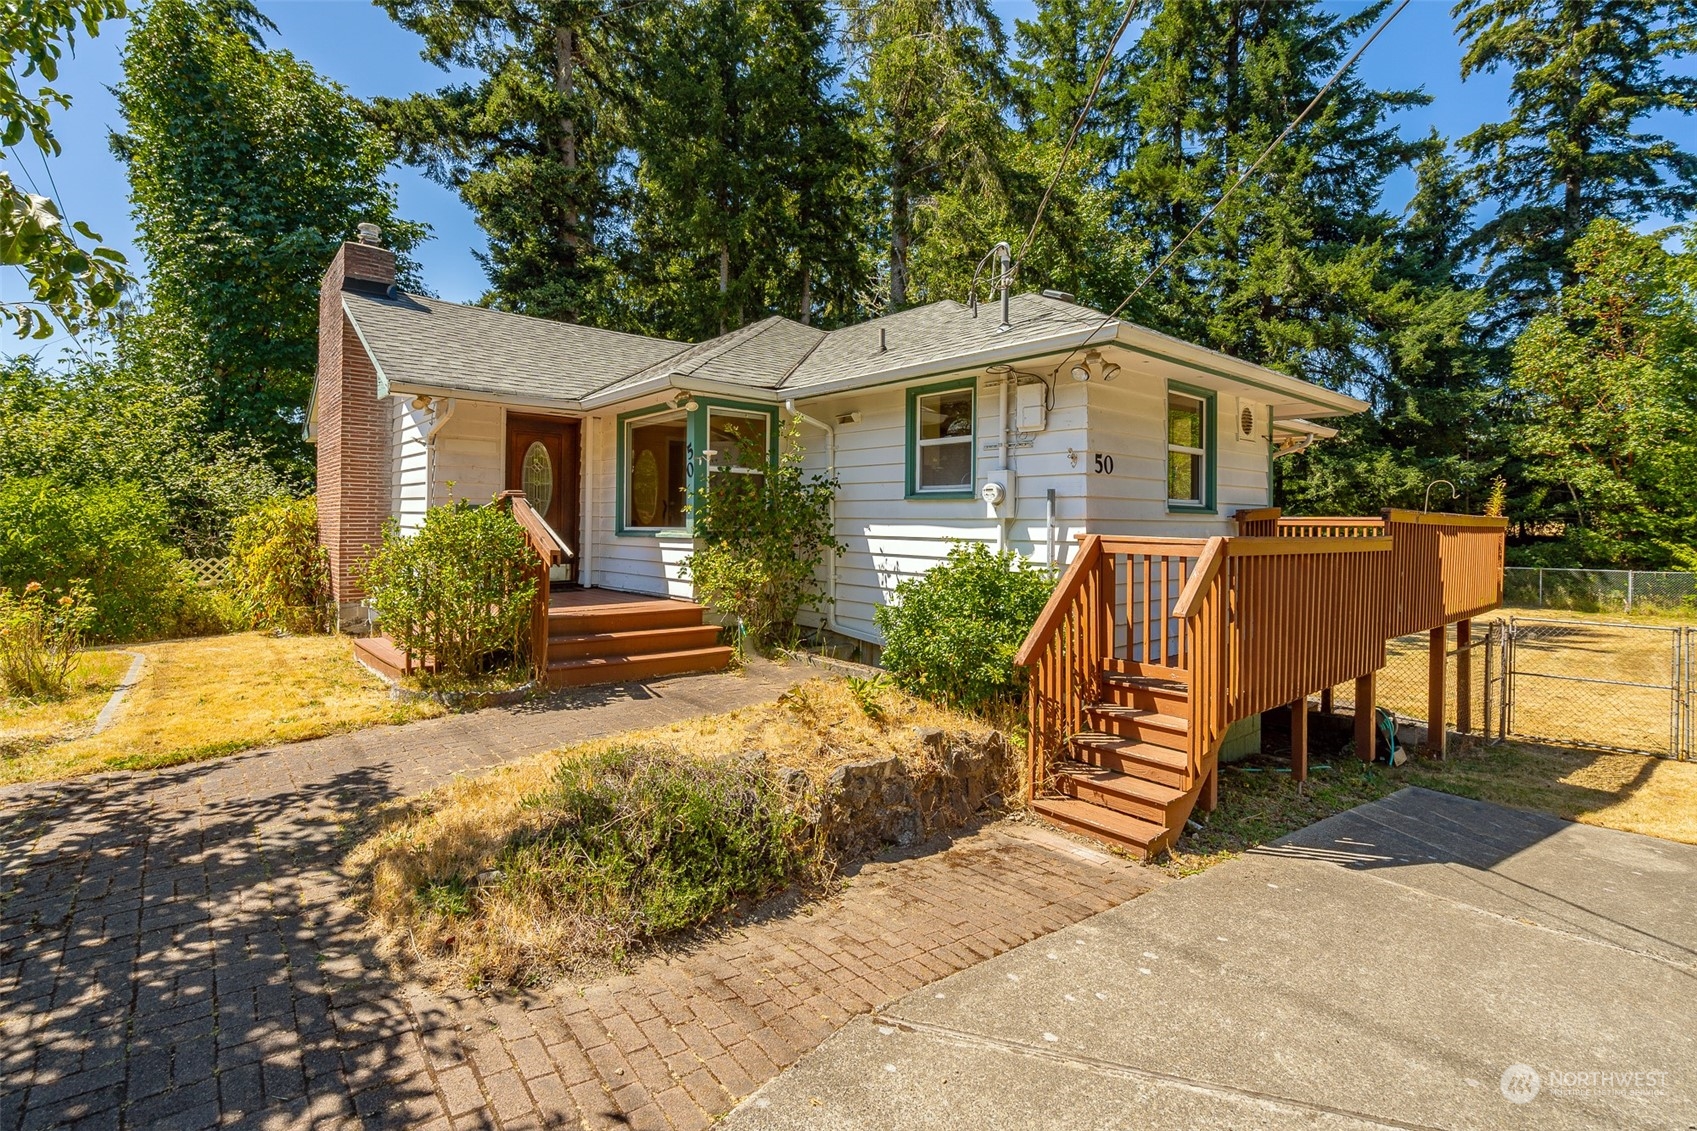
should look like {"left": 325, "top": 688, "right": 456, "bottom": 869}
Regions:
{"left": 1, "top": 661, "right": 1158, "bottom": 1130}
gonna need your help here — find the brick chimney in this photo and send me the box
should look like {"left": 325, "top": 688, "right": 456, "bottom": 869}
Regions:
{"left": 316, "top": 226, "right": 396, "bottom": 624}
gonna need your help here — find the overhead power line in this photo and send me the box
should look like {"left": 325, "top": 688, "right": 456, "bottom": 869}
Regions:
{"left": 1053, "top": 0, "right": 1413, "bottom": 377}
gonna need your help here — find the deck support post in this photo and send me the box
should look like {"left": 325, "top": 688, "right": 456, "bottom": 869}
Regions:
{"left": 1201, "top": 764, "right": 1218, "bottom": 813}
{"left": 1427, "top": 625, "right": 1448, "bottom": 759}
{"left": 1289, "top": 699, "right": 1308, "bottom": 783}
{"left": 1354, "top": 672, "right": 1376, "bottom": 762}
{"left": 1455, "top": 619, "right": 1472, "bottom": 734}
{"left": 1319, "top": 688, "right": 1333, "bottom": 715}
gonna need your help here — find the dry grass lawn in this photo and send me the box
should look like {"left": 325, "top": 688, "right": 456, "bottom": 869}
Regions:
{"left": 1, "top": 650, "right": 136, "bottom": 748}
{"left": 1168, "top": 731, "right": 1697, "bottom": 874}
{"left": 347, "top": 677, "right": 995, "bottom": 986}
{"left": 0, "top": 632, "right": 439, "bottom": 784}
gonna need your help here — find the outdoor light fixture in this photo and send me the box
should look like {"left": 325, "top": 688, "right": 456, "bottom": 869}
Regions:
{"left": 671, "top": 391, "right": 699, "bottom": 411}
{"left": 1070, "top": 350, "right": 1116, "bottom": 383}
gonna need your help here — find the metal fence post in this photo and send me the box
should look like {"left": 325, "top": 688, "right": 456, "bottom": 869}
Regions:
{"left": 1483, "top": 622, "right": 1494, "bottom": 742}
{"left": 1537, "top": 569, "right": 1544, "bottom": 607}
{"left": 1627, "top": 570, "right": 1635, "bottom": 613}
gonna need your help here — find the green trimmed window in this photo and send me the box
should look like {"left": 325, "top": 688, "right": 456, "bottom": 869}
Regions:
{"left": 908, "top": 380, "right": 975, "bottom": 497}
{"left": 1167, "top": 390, "right": 1209, "bottom": 507}
{"left": 623, "top": 411, "right": 690, "bottom": 530}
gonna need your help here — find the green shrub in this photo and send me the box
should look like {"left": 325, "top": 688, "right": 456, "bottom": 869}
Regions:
{"left": 506, "top": 745, "right": 801, "bottom": 939}
{"left": 684, "top": 419, "right": 841, "bottom": 650}
{"left": 228, "top": 496, "right": 332, "bottom": 633}
{"left": 0, "top": 477, "right": 185, "bottom": 642}
{"left": 875, "top": 542, "right": 1055, "bottom": 714}
{"left": 357, "top": 499, "right": 538, "bottom": 677}
{"left": 0, "top": 581, "right": 97, "bottom": 700}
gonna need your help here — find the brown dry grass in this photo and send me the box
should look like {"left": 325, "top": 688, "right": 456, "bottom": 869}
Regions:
{"left": 1166, "top": 732, "right": 1697, "bottom": 876}
{"left": 346, "top": 677, "right": 995, "bottom": 987}
{"left": 0, "top": 650, "right": 135, "bottom": 751}
{"left": 0, "top": 632, "right": 440, "bottom": 783}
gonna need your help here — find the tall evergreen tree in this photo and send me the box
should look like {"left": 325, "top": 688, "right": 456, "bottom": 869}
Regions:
{"left": 113, "top": 0, "right": 422, "bottom": 477}
{"left": 841, "top": 0, "right": 1011, "bottom": 310}
{"left": 1454, "top": 0, "right": 1697, "bottom": 325}
{"left": 1010, "top": 0, "right": 1131, "bottom": 161}
{"left": 374, "top": 0, "right": 634, "bottom": 324}
{"left": 1508, "top": 219, "right": 1697, "bottom": 566}
{"left": 622, "top": 0, "right": 865, "bottom": 339}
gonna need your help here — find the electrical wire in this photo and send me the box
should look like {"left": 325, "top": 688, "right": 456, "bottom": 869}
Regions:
{"left": 1010, "top": 0, "right": 1138, "bottom": 283}
{"left": 1049, "top": 0, "right": 1413, "bottom": 378}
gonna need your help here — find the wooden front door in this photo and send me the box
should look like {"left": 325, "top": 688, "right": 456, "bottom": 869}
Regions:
{"left": 506, "top": 414, "right": 581, "bottom": 585}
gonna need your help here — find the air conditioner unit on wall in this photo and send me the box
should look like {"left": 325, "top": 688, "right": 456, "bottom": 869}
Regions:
{"left": 1235, "top": 398, "right": 1267, "bottom": 444}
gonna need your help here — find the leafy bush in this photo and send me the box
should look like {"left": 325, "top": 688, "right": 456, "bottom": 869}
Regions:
{"left": 0, "top": 581, "right": 97, "bottom": 700}
{"left": 875, "top": 542, "right": 1055, "bottom": 714}
{"left": 684, "top": 419, "right": 841, "bottom": 649}
{"left": 357, "top": 500, "right": 538, "bottom": 677}
{"left": 228, "top": 496, "right": 332, "bottom": 633}
{"left": 0, "top": 477, "right": 186, "bottom": 642}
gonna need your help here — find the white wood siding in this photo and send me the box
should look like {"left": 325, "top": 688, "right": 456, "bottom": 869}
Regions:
{"left": 431, "top": 399, "right": 504, "bottom": 507}
{"left": 389, "top": 397, "right": 429, "bottom": 535}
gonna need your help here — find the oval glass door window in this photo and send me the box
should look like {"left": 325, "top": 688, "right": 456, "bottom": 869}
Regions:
{"left": 522, "top": 441, "right": 554, "bottom": 514}
{"left": 632, "top": 449, "right": 660, "bottom": 526}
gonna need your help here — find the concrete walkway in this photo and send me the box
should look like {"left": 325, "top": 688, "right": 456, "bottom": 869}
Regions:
{"left": 726, "top": 788, "right": 1697, "bottom": 1131}
{"left": 0, "top": 660, "right": 1163, "bottom": 1130}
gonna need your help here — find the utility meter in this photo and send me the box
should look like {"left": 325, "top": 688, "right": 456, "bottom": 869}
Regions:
{"left": 980, "top": 481, "right": 1006, "bottom": 507}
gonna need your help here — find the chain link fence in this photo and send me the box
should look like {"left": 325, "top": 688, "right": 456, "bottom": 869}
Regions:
{"left": 1305, "top": 616, "right": 1694, "bottom": 760}
{"left": 1505, "top": 566, "right": 1697, "bottom": 615}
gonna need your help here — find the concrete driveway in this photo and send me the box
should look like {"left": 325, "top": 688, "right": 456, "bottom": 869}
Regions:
{"left": 725, "top": 788, "right": 1697, "bottom": 1130}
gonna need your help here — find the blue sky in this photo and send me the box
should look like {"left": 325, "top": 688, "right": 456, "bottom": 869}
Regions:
{"left": 5, "top": 0, "right": 1688, "bottom": 363}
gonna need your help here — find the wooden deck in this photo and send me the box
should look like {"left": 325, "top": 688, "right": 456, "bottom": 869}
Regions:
{"left": 1016, "top": 508, "right": 1508, "bottom": 859}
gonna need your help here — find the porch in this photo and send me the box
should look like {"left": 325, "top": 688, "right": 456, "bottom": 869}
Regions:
{"left": 355, "top": 493, "right": 732, "bottom": 688}
{"left": 1014, "top": 507, "right": 1507, "bottom": 858}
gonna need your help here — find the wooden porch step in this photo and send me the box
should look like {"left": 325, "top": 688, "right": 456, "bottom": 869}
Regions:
{"left": 545, "top": 645, "right": 733, "bottom": 687}
{"left": 1030, "top": 796, "right": 1171, "bottom": 857}
{"left": 1069, "top": 733, "right": 1189, "bottom": 789}
{"left": 1053, "top": 759, "right": 1185, "bottom": 824}
{"left": 548, "top": 623, "right": 723, "bottom": 661}
{"left": 1082, "top": 704, "right": 1189, "bottom": 749}
{"left": 1100, "top": 671, "right": 1191, "bottom": 717}
{"left": 547, "top": 601, "right": 706, "bottom": 634}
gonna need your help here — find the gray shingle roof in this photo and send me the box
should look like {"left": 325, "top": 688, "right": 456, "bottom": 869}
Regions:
{"left": 338, "top": 285, "right": 1358, "bottom": 418}
{"left": 342, "top": 290, "right": 687, "bottom": 403}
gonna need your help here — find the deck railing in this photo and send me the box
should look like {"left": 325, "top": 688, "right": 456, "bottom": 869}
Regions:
{"left": 498, "top": 490, "right": 573, "bottom": 677}
{"left": 1018, "top": 509, "right": 1506, "bottom": 799}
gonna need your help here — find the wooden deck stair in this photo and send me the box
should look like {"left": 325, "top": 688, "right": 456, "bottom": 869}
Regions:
{"left": 543, "top": 590, "right": 732, "bottom": 687}
{"left": 1030, "top": 671, "right": 1212, "bottom": 858}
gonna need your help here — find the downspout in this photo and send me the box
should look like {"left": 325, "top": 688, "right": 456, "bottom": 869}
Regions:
{"left": 998, "top": 376, "right": 1010, "bottom": 552}
{"left": 785, "top": 399, "right": 836, "bottom": 630}
{"left": 424, "top": 398, "right": 456, "bottom": 508}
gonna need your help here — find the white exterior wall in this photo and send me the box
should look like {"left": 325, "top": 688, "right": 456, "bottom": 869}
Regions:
{"left": 389, "top": 397, "right": 430, "bottom": 534}
{"left": 431, "top": 399, "right": 505, "bottom": 507}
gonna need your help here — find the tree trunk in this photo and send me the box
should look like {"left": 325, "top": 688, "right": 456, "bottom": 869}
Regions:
{"left": 890, "top": 155, "right": 910, "bottom": 310}
{"left": 799, "top": 267, "right": 812, "bottom": 326}
{"left": 553, "top": 25, "right": 583, "bottom": 252}
{"left": 719, "top": 245, "right": 730, "bottom": 336}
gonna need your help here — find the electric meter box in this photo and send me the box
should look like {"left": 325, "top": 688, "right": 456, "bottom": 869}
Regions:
{"left": 1016, "top": 382, "right": 1047, "bottom": 431}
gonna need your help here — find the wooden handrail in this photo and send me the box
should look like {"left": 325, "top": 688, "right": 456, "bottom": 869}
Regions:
{"left": 499, "top": 490, "right": 572, "bottom": 567}
{"left": 1382, "top": 508, "right": 1507, "bottom": 530}
{"left": 1172, "top": 536, "right": 1227, "bottom": 619}
{"left": 1226, "top": 535, "right": 1392, "bottom": 558}
{"left": 1014, "top": 534, "right": 1102, "bottom": 667}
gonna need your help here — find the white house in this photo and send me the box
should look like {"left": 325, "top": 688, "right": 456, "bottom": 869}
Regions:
{"left": 309, "top": 231, "right": 1363, "bottom": 661}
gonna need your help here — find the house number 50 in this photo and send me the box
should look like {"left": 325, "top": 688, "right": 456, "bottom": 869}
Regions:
{"left": 1093, "top": 453, "right": 1115, "bottom": 475}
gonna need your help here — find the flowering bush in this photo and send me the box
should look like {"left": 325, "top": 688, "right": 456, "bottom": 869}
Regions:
{"left": 0, "top": 581, "right": 97, "bottom": 700}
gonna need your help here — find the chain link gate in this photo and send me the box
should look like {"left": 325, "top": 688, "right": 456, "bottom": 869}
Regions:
{"left": 1497, "top": 617, "right": 1689, "bottom": 760}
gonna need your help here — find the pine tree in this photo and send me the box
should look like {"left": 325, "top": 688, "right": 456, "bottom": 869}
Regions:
{"left": 621, "top": 0, "right": 865, "bottom": 339}
{"left": 1508, "top": 219, "right": 1697, "bottom": 567}
{"left": 373, "top": 0, "right": 634, "bottom": 324}
{"left": 1454, "top": 0, "right": 1697, "bottom": 325}
{"left": 112, "top": 0, "right": 422, "bottom": 477}
{"left": 1010, "top": 0, "right": 1131, "bottom": 160}
{"left": 841, "top": 0, "right": 1011, "bottom": 310}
